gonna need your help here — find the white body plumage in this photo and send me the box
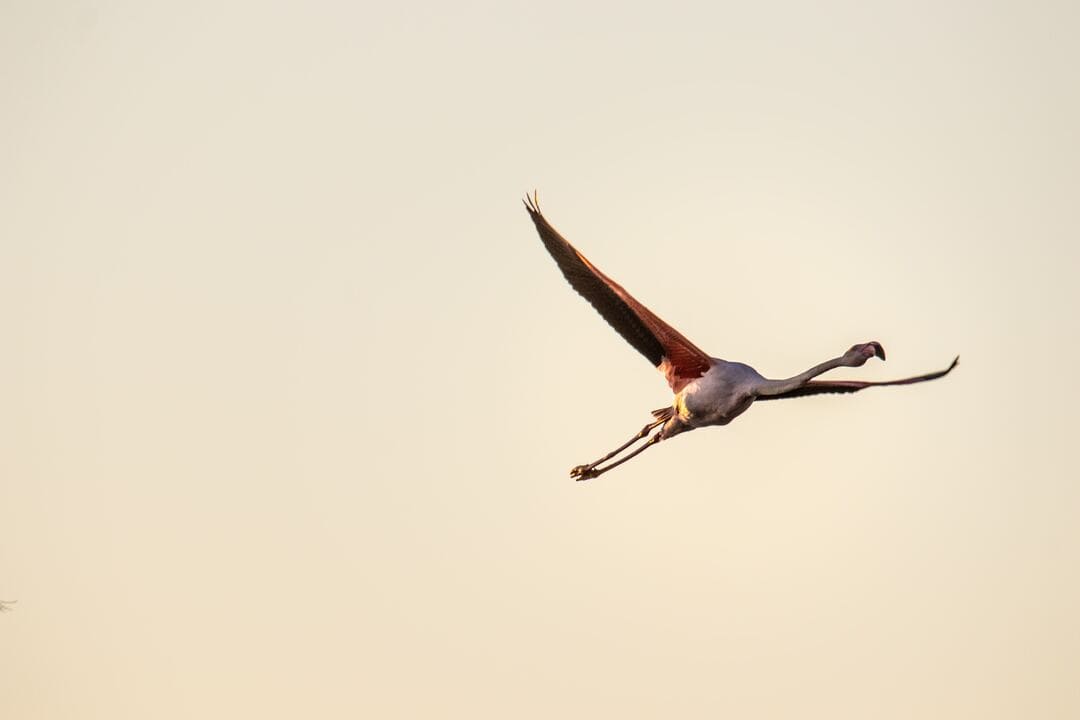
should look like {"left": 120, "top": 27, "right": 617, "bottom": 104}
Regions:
{"left": 664, "top": 360, "right": 764, "bottom": 438}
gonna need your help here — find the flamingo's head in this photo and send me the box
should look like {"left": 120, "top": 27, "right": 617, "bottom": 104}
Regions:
{"left": 843, "top": 341, "right": 886, "bottom": 366}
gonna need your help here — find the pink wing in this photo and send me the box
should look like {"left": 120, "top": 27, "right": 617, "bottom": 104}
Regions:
{"left": 524, "top": 194, "right": 711, "bottom": 392}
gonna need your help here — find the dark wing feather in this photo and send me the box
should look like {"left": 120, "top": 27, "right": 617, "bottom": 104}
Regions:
{"left": 524, "top": 194, "right": 711, "bottom": 391}
{"left": 757, "top": 357, "right": 959, "bottom": 400}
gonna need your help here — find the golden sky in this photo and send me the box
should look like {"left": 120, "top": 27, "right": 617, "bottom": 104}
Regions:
{"left": 2, "top": 1, "right": 1078, "bottom": 717}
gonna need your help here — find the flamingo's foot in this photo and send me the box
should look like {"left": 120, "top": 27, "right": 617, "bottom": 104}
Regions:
{"left": 570, "top": 464, "right": 598, "bottom": 481}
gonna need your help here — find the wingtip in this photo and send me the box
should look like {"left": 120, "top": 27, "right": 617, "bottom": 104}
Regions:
{"left": 522, "top": 189, "right": 541, "bottom": 215}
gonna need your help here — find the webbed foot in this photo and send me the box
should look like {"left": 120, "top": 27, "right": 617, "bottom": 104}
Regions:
{"left": 570, "top": 464, "right": 598, "bottom": 481}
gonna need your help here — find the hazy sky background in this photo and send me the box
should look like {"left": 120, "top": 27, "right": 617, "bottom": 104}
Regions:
{"left": 2, "top": 1, "right": 1078, "bottom": 717}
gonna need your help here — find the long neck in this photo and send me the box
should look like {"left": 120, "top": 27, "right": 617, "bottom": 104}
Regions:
{"left": 755, "top": 356, "right": 846, "bottom": 397}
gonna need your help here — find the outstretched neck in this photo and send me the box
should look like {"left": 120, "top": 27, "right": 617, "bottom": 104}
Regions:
{"left": 755, "top": 357, "right": 846, "bottom": 397}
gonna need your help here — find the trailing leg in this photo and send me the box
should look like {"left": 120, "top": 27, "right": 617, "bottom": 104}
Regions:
{"left": 570, "top": 415, "right": 666, "bottom": 480}
{"left": 573, "top": 433, "right": 663, "bottom": 481}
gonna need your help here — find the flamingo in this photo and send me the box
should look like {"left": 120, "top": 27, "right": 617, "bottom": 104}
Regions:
{"left": 523, "top": 193, "right": 958, "bottom": 480}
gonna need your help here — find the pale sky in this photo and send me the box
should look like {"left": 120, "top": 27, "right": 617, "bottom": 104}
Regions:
{"left": 2, "top": 1, "right": 1079, "bottom": 718}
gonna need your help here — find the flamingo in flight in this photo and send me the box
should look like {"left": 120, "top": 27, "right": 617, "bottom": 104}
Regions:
{"left": 524, "top": 193, "right": 958, "bottom": 480}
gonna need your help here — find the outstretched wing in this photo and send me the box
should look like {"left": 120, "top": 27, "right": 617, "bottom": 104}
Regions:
{"left": 524, "top": 193, "right": 711, "bottom": 392}
{"left": 756, "top": 357, "right": 959, "bottom": 400}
